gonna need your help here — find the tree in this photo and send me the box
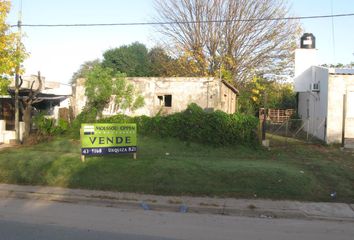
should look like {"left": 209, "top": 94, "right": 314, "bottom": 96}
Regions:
{"left": 0, "top": 1, "right": 27, "bottom": 94}
{"left": 8, "top": 72, "right": 44, "bottom": 141}
{"left": 154, "top": 0, "right": 301, "bottom": 87}
{"left": 74, "top": 43, "right": 205, "bottom": 79}
{"left": 147, "top": 47, "right": 195, "bottom": 77}
{"left": 102, "top": 42, "right": 150, "bottom": 77}
{"left": 84, "top": 65, "right": 144, "bottom": 117}
{"left": 238, "top": 75, "right": 296, "bottom": 115}
{"left": 20, "top": 72, "right": 43, "bottom": 140}
{"left": 148, "top": 47, "right": 177, "bottom": 77}
{"left": 321, "top": 63, "right": 354, "bottom": 69}
{"left": 71, "top": 59, "right": 101, "bottom": 84}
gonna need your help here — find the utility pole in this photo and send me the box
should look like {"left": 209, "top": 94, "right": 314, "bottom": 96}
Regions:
{"left": 341, "top": 94, "right": 347, "bottom": 148}
{"left": 261, "top": 92, "right": 267, "bottom": 141}
{"left": 15, "top": 0, "right": 23, "bottom": 143}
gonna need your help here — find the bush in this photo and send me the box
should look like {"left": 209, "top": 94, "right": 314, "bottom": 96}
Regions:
{"left": 33, "top": 113, "right": 71, "bottom": 136}
{"left": 33, "top": 113, "right": 55, "bottom": 135}
{"left": 71, "top": 107, "right": 99, "bottom": 130}
{"left": 69, "top": 103, "right": 259, "bottom": 145}
{"left": 54, "top": 119, "right": 70, "bottom": 134}
{"left": 69, "top": 107, "right": 99, "bottom": 138}
{"left": 89, "top": 103, "right": 259, "bottom": 146}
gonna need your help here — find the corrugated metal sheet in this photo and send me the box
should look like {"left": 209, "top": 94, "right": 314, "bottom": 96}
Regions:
{"left": 328, "top": 68, "right": 354, "bottom": 75}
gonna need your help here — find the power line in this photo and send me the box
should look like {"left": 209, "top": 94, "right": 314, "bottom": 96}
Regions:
{"left": 9, "top": 12, "right": 354, "bottom": 28}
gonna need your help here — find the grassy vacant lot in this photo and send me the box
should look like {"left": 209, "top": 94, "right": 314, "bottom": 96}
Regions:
{"left": 0, "top": 135, "right": 353, "bottom": 203}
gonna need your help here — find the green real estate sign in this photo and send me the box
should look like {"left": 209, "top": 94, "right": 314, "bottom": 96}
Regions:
{"left": 81, "top": 123, "right": 137, "bottom": 155}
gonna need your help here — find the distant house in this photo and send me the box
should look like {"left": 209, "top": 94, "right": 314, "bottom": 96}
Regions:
{"left": 294, "top": 33, "right": 354, "bottom": 147}
{"left": 72, "top": 77, "right": 239, "bottom": 117}
{"left": 0, "top": 75, "right": 71, "bottom": 144}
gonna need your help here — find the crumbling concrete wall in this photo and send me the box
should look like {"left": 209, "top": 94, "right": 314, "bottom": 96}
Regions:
{"left": 72, "top": 77, "right": 237, "bottom": 117}
{"left": 71, "top": 78, "right": 87, "bottom": 117}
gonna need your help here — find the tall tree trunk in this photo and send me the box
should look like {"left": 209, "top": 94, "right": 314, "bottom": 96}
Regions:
{"left": 23, "top": 104, "right": 32, "bottom": 140}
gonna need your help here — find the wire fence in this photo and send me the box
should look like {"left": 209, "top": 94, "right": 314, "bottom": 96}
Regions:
{"left": 265, "top": 118, "right": 326, "bottom": 147}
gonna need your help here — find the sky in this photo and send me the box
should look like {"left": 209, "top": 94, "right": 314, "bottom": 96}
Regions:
{"left": 7, "top": 0, "right": 354, "bottom": 84}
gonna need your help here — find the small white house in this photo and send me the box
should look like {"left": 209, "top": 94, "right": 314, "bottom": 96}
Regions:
{"left": 0, "top": 75, "right": 71, "bottom": 144}
{"left": 294, "top": 33, "right": 354, "bottom": 147}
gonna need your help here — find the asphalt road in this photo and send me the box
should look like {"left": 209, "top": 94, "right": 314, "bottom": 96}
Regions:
{"left": 0, "top": 198, "right": 353, "bottom": 240}
{"left": 0, "top": 221, "right": 177, "bottom": 240}
{"left": 0, "top": 219, "right": 178, "bottom": 240}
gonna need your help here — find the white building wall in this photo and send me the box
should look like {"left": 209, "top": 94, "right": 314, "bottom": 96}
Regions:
{"left": 294, "top": 48, "right": 318, "bottom": 91}
{"left": 0, "top": 120, "right": 25, "bottom": 144}
{"left": 296, "top": 66, "right": 329, "bottom": 141}
{"left": 327, "top": 75, "right": 354, "bottom": 143}
{"left": 327, "top": 75, "right": 346, "bottom": 143}
{"left": 294, "top": 67, "right": 312, "bottom": 92}
{"left": 346, "top": 86, "right": 354, "bottom": 140}
{"left": 297, "top": 92, "right": 308, "bottom": 121}
{"left": 297, "top": 68, "right": 354, "bottom": 143}
{"left": 294, "top": 43, "right": 354, "bottom": 144}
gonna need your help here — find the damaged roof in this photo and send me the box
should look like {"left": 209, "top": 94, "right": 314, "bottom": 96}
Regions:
{"left": 221, "top": 80, "right": 239, "bottom": 95}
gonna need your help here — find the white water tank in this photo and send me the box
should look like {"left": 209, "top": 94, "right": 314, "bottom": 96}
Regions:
{"left": 295, "top": 33, "right": 318, "bottom": 76}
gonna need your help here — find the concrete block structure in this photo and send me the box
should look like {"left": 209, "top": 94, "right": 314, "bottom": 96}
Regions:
{"left": 294, "top": 33, "right": 354, "bottom": 146}
{"left": 72, "top": 77, "right": 239, "bottom": 117}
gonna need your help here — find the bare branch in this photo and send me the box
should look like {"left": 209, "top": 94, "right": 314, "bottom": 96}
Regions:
{"left": 19, "top": 76, "right": 23, "bottom": 88}
{"left": 154, "top": 0, "right": 301, "bottom": 87}
{"left": 32, "top": 99, "right": 43, "bottom": 104}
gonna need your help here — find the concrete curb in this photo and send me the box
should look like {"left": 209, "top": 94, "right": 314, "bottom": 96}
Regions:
{"left": 0, "top": 184, "right": 353, "bottom": 222}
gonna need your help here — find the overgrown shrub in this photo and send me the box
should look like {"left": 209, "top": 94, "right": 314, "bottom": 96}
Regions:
{"left": 70, "top": 103, "right": 259, "bottom": 146}
{"left": 69, "top": 107, "right": 99, "bottom": 138}
{"left": 97, "top": 114, "right": 132, "bottom": 124}
{"left": 55, "top": 119, "right": 70, "bottom": 134}
{"left": 34, "top": 112, "right": 71, "bottom": 136}
{"left": 71, "top": 107, "right": 99, "bottom": 130}
{"left": 33, "top": 113, "right": 55, "bottom": 135}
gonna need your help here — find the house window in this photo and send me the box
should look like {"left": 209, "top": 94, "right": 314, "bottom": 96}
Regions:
{"left": 157, "top": 95, "right": 172, "bottom": 107}
{"left": 306, "top": 99, "right": 310, "bottom": 119}
{"left": 164, "top": 95, "right": 172, "bottom": 107}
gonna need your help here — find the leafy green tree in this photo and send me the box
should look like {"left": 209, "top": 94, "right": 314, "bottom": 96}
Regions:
{"left": 71, "top": 59, "right": 101, "bottom": 84}
{"left": 238, "top": 76, "right": 296, "bottom": 115}
{"left": 274, "top": 84, "right": 297, "bottom": 109}
{"left": 102, "top": 42, "right": 150, "bottom": 77}
{"left": 84, "top": 65, "right": 144, "bottom": 117}
{"left": 148, "top": 47, "right": 176, "bottom": 77}
{"left": 321, "top": 63, "right": 354, "bottom": 68}
{"left": 76, "top": 43, "right": 214, "bottom": 79}
{"left": 148, "top": 46, "right": 212, "bottom": 77}
{"left": 0, "top": 1, "right": 27, "bottom": 94}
